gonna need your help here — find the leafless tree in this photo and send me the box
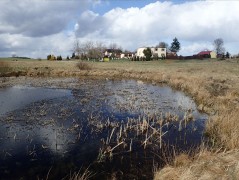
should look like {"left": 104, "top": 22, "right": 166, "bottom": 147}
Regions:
{"left": 213, "top": 38, "right": 225, "bottom": 56}
{"left": 73, "top": 39, "right": 107, "bottom": 60}
{"left": 156, "top": 42, "right": 168, "bottom": 49}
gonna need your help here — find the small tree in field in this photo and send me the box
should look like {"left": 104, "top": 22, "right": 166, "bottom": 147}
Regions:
{"left": 213, "top": 38, "right": 225, "bottom": 57}
{"left": 226, "top": 52, "right": 230, "bottom": 59}
{"left": 170, "top": 37, "right": 180, "bottom": 53}
{"left": 143, "top": 47, "right": 152, "bottom": 61}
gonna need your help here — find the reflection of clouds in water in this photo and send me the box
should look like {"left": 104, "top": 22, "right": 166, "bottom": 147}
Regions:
{"left": 104, "top": 80, "right": 198, "bottom": 116}
{"left": 172, "top": 91, "right": 195, "bottom": 110}
{"left": 0, "top": 121, "right": 73, "bottom": 156}
{"left": 0, "top": 86, "right": 71, "bottom": 116}
{"left": 37, "top": 125, "right": 70, "bottom": 155}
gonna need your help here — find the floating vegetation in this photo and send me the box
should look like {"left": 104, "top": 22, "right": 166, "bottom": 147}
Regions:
{"left": 0, "top": 78, "right": 207, "bottom": 179}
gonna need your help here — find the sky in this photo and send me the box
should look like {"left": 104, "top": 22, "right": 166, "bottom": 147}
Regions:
{"left": 0, "top": 0, "right": 239, "bottom": 58}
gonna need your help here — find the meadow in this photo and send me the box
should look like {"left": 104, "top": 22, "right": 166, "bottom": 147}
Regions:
{"left": 1, "top": 57, "right": 239, "bottom": 179}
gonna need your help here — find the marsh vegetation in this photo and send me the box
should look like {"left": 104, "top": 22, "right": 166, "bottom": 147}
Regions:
{"left": 0, "top": 78, "right": 206, "bottom": 179}
{"left": 0, "top": 58, "right": 239, "bottom": 179}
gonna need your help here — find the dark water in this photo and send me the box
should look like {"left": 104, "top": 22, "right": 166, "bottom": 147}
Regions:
{"left": 0, "top": 79, "right": 207, "bottom": 179}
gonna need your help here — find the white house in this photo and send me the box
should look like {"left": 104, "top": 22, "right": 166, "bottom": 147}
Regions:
{"left": 136, "top": 47, "right": 166, "bottom": 58}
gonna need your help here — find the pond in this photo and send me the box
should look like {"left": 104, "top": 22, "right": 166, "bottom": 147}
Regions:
{"left": 0, "top": 78, "right": 207, "bottom": 179}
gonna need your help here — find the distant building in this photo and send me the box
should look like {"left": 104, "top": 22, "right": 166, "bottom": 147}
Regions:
{"left": 104, "top": 49, "right": 122, "bottom": 59}
{"left": 198, "top": 50, "right": 216, "bottom": 59}
{"left": 120, "top": 52, "right": 135, "bottom": 59}
{"left": 136, "top": 47, "right": 166, "bottom": 58}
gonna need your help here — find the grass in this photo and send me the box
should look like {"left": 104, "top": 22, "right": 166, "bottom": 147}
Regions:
{"left": 76, "top": 61, "right": 93, "bottom": 70}
{"left": 1, "top": 58, "right": 239, "bottom": 178}
{"left": 154, "top": 148, "right": 239, "bottom": 179}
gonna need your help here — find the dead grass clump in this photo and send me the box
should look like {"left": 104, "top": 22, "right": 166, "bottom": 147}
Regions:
{"left": 154, "top": 149, "right": 239, "bottom": 180}
{"left": 68, "top": 167, "right": 95, "bottom": 180}
{"left": 76, "top": 61, "right": 92, "bottom": 70}
{"left": 0, "top": 61, "right": 12, "bottom": 74}
{"left": 206, "top": 111, "right": 239, "bottom": 149}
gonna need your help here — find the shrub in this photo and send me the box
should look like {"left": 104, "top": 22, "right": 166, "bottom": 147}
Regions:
{"left": 57, "top": 56, "right": 62, "bottom": 61}
{"left": 76, "top": 61, "right": 92, "bottom": 70}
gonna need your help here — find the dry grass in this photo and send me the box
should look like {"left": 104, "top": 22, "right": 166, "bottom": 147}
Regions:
{"left": 154, "top": 149, "right": 239, "bottom": 180}
{"left": 76, "top": 61, "right": 92, "bottom": 70}
{"left": 1, "top": 58, "right": 239, "bottom": 178}
{"left": 0, "top": 61, "right": 11, "bottom": 73}
{"left": 68, "top": 168, "right": 94, "bottom": 180}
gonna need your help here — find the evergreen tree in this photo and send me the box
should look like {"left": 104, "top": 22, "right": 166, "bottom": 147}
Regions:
{"left": 226, "top": 52, "right": 230, "bottom": 59}
{"left": 143, "top": 47, "right": 152, "bottom": 61}
{"left": 71, "top": 52, "right": 76, "bottom": 59}
{"left": 170, "top": 37, "right": 181, "bottom": 53}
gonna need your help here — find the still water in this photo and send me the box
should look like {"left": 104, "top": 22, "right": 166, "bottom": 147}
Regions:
{"left": 0, "top": 78, "right": 207, "bottom": 179}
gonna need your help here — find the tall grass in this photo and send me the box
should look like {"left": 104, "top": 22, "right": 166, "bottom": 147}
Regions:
{"left": 76, "top": 61, "right": 92, "bottom": 70}
{"left": 1, "top": 59, "right": 239, "bottom": 179}
{"left": 0, "top": 61, "right": 12, "bottom": 73}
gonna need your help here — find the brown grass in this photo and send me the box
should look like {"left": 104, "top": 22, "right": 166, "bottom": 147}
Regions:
{"left": 0, "top": 61, "right": 11, "bottom": 73}
{"left": 76, "top": 61, "right": 92, "bottom": 70}
{"left": 1, "top": 58, "right": 239, "bottom": 178}
{"left": 154, "top": 149, "right": 239, "bottom": 180}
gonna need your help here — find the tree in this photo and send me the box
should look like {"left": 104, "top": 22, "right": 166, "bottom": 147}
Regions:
{"left": 226, "top": 52, "right": 230, "bottom": 59}
{"left": 71, "top": 52, "right": 75, "bottom": 59}
{"left": 170, "top": 38, "right": 180, "bottom": 53}
{"left": 143, "top": 47, "right": 152, "bottom": 61}
{"left": 57, "top": 55, "right": 62, "bottom": 60}
{"left": 213, "top": 38, "right": 225, "bottom": 57}
{"left": 157, "top": 42, "right": 168, "bottom": 49}
{"left": 47, "top": 54, "right": 51, "bottom": 60}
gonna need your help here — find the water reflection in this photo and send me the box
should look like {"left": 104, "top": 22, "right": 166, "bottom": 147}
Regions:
{"left": 0, "top": 79, "right": 207, "bottom": 179}
{"left": 0, "top": 85, "right": 71, "bottom": 116}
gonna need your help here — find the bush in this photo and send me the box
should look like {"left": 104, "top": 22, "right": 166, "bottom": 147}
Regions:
{"left": 76, "top": 61, "right": 92, "bottom": 70}
{"left": 57, "top": 56, "right": 62, "bottom": 61}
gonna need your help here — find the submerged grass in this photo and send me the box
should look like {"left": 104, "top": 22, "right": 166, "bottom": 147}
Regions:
{"left": 1, "top": 58, "right": 239, "bottom": 178}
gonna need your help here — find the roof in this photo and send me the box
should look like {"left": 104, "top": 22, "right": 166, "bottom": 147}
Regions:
{"left": 198, "top": 50, "right": 212, "bottom": 55}
{"left": 105, "top": 49, "right": 122, "bottom": 53}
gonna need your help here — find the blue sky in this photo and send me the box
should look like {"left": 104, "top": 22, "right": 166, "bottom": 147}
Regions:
{"left": 0, "top": 0, "right": 239, "bottom": 58}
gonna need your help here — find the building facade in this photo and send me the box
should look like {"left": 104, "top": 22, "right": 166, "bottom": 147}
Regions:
{"left": 136, "top": 47, "right": 166, "bottom": 58}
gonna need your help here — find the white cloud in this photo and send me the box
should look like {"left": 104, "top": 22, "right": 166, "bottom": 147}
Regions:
{"left": 1, "top": 0, "right": 239, "bottom": 58}
{"left": 0, "top": 32, "right": 76, "bottom": 58}
{"left": 75, "top": 1, "right": 239, "bottom": 55}
{"left": 0, "top": 0, "right": 89, "bottom": 37}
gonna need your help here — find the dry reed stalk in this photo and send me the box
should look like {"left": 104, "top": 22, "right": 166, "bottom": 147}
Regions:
{"left": 107, "top": 127, "right": 116, "bottom": 145}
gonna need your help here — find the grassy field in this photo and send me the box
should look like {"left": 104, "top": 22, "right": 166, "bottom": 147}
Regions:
{"left": 1, "top": 58, "right": 239, "bottom": 179}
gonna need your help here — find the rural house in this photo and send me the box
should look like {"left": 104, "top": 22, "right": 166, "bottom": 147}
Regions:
{"left": 104, "top": 49, "right": 122, "bottom": 59}
{"left": 198, "top": 50, "right": 216, "bottom": 58}
{"left": 136, "top": 47, "right": 166, "bottom": 58}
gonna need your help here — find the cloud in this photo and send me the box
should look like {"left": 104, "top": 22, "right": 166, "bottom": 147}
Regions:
{"left": 75, "top": 1, "right": 239, "bottom": 54}
{"left": 0, "top": 0, "right": 90, "bottom": 37}
{"left": 0, "top": 32, "right": 76, "bottom": 58}
{"left": 1, "top": 0, "right": 239, "bottom": 58}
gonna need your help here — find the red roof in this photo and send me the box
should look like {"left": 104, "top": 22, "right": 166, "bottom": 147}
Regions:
{"left": 198, "top": 50, "right": 211, "bottom": 55}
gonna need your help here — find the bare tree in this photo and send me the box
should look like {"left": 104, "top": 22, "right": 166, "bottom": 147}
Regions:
{"left": 73, "top": 40, "right": 106, "bottom": 60}
{"left": 73, "top": 39, "right": 81, "bottom": 57}
{"left": 213, "top": 38, "right": 225, "bottom": 56}
{"left": 156, "top": 42, "right": 168, "bottom": 49}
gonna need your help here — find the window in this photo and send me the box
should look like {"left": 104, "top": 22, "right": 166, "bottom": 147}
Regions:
{"left": 162, "top": 48, "right": 165, "bottom": 51}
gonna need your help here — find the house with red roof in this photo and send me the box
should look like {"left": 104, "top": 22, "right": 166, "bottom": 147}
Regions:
{"left": 198, "top": 50, "right": 216, "bottom": 58}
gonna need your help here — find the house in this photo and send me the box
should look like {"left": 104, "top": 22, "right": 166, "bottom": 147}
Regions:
{"left": 198, "top": 50, "right": 216, "bottom": 58}
{"left": 136, "top": 47, "right": 166, "bottom": 58}
{"left": 104, "top": 49, "right": 122, "bottom": 59}
{"left": 120, "top": 51, "right": 135, "bottom": 59}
